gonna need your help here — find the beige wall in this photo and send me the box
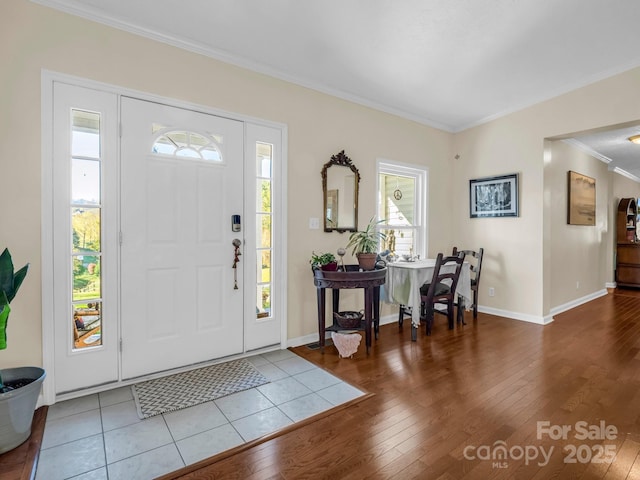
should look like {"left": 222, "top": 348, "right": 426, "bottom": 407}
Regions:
{"left": 453, "top": 69, "right": 640, "bottom": 319}
{"left": 452, "top": 116, "right": 546, "bottom": 319}
{"left": 543, "top": 141, "right": 640, "bottom": 312}
{"left": 3, "top": 1, "right": 640, "bottom": 371}
{"left": 1, "top": 1, "right": 454, "bottom": 368}
{"left": 546, "top": 141, "right": 610, "bottom": 308}
{"left": 612, "top": 175, "right": 640, "bottom": 218}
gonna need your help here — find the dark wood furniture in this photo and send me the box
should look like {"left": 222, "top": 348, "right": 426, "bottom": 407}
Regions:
{"left": 616, "top": 198, "right": 640, "bottom": 287}
{"left": 388, "top": 259, "right": 473, "bottom": 341}
{"left": 419, "top": 252, "right": 465, "bottom": 336}
{"left": 313, "top": 265, "right": 386, "bottom": 353}
{"left": 617, "top": 197, "right": 637, "bottom": 244}
{"left": 452, "top": 246, "right": 484, "bottom": 319}
{"left": 617, "top": 244, "right": 640, "bottom": 287}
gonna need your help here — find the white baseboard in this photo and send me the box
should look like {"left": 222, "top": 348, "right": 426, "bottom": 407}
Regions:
{"left": 379, "top": 314, "right": 398, "bottom": 326}
{"left": 384, "top": 305, "right": 553, "bottom": 326}
{"left": 549, "top": 289, "right": 608, "bottom": 317}
{"left": 466, "top": 289, "right": 608, "bottom": 326}
{"left": 287, "top": 314, "right": 399, "bottom": 349}
{"left": 477, "top": 306, "right": 554, "bottom": 325}
{"left": 287, "top": 291, "right": 611, "bottom": 347}
{"left": 287, "top": 332, "right": 328, "bottom": 348}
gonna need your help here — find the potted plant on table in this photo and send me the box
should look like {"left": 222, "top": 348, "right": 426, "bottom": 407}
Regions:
{"left": 346, "top": 217, "right": 387, "bottom": 270}
{"left": 310, "top": 251, "right": 338, "bottom": 271}
{"left": 0, "top": 248, "right": 46, "bottom": 454}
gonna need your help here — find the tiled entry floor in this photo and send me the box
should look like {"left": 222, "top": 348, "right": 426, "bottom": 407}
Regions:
{"left": 36, "top": 349, "right": 365, "bottom": 480}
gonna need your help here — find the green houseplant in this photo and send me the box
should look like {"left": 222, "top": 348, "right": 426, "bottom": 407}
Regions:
{"left": 0, "top": 248, "right": 29, "bottom": 353}
{"left": 346, "top": 217, "right": 386, "bottom": 270}
{"left": 0, "top": 248, "right": 46, "bottom": 454}
{"left": 310, "top": 251, "right": 338, "bottom": 271}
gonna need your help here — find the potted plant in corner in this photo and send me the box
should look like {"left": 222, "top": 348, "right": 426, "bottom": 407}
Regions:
{"left": 310, "top": 251, "right": 338, "bottom": 271}
{"left": 0, "top": 247, "right": 46, "bottom": 454}
{"left": 346, "top": 217, "right": 387, "bottom": 270}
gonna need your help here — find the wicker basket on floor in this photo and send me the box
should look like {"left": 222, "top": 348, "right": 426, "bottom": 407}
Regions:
{"left": 333, "top": 310, "right": 363, "bottom": 329}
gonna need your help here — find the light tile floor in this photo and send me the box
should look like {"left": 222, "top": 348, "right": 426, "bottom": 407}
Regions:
{"left": 35, "top": 349, "right": 364, "bottom": 480}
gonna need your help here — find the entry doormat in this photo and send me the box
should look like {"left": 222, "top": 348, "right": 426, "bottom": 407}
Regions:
{"left": 132, "top": 359, "right": 269, "bottom": 419}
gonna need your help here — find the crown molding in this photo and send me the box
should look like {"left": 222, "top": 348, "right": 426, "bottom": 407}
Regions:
{"left": 32, "top": 0, "right": 640, "bottom": 134}
{"left": 31, "top": 0, "right": 454, "bottom": 132}
{"left": 561, "top": 138, "right": 612, "bottom": 164}
{"left": 609, "top": 166, "right": 640, "bottom": 183}
{"left": 561, "top": 138, "right": 640, "bottom": 182}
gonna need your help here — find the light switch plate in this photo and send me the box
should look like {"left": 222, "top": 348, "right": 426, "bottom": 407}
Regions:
{"left": 309, "top": 217, "right": 320, "bottom": 229}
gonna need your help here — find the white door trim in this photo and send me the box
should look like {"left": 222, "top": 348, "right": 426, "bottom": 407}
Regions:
{"left": 41, "top": 70, "right": 288, "bottom": 405}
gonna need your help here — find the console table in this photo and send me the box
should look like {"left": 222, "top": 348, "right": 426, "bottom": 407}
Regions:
{"left": 313, "top": 265, "right": 387, "bottom": 354}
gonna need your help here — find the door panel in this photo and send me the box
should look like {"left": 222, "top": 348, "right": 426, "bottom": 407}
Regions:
{"left": 52, "top": 82, "right": 120, "bottom": 394}
{"left": 120, "top": 97, "right": 244, "bottom": 379}
{"left": 244, "top": 124, "right": 282, "bottom": 351}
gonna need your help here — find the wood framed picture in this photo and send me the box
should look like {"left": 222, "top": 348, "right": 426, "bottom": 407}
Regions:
{"left": 567, "top": 170, "right": 595, "bottom": 225}
{"left": 469, "top": 173, "right": 519, "bottom": 218}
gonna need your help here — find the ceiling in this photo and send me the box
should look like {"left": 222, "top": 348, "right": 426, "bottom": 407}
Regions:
{"left": 567, "top": 125, "right": 640, "bottom": 182}
{"left": 34, "top": 0, "right": 640, "bottom": 178}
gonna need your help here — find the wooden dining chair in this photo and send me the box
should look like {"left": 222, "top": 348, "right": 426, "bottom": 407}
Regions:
{"left": 398, "top": 304, "right": 410, "bottom": 327}
{"left": 452, "top": 247, "right": 484, "bottom": 319}
{"left": 419, "top": 251, "right": 465, "bottom": 336}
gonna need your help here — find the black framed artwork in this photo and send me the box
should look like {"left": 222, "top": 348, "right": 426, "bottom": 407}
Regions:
{"left": 469, "top": 173, "right": 519, "bottom": 218}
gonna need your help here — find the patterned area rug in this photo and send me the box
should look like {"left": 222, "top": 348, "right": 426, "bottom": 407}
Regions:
{"left": 132, "top": 359, "right": 269, "bottom": 419}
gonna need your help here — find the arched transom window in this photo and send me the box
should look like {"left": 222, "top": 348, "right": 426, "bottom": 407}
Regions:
{"left": 151, "top": 125, "right": 223, "bottom": 162}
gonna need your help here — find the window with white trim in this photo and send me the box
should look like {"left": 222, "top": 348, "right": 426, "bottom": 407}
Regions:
{"left": 71, "top": 109, "right": 103, "bottom": 349}
{"left": 377, "top": 160, "right": 428, "bottom": 258}
{"left": 151, "top": 125, "right": 223, "bottom": 161}
{"left": 256, "top": 142, "right": 273, "bottom": 319}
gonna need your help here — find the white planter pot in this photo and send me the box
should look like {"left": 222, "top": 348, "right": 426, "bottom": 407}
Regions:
{"left": 0, "top": 366, "right": 46, "bottom": 454}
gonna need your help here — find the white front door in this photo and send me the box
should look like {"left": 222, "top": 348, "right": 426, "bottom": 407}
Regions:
{"left": 46, "top": 77, "right": 285, "bottom": 401}
{"left": 120, "top": 98, "right": 244, "bottom": 379}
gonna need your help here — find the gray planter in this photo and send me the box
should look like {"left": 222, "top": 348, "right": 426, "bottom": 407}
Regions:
{"left": 0, "top": 366, "right": 46, "bottom": 454}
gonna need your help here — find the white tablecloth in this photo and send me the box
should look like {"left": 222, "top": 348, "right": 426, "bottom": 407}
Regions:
{"left": 383, "top": 259, "right": 472, "bottom": 328}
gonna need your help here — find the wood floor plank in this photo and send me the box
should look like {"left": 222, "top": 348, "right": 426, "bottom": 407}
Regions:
{"left": 0, "top": 406, "right": 47, "bottom": 480}
{"left": 136, "top": 289, "right": 640, "bottom": 478}
{"left": 625, "top": 451, "right": 640, "bottom": 480}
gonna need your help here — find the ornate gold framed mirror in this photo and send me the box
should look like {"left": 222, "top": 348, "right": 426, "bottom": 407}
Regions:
{"left": 321, "top": 150, "right": 360, "bottom": 233}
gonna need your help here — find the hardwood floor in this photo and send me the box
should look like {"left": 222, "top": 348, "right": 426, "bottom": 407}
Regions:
{"left": 163, "top": 289, "right": 640, "bottom": 479}
{"left": 0, "top": 406, "right": 47, "bottom": 480}
{"left": 6, "top": 289, "right": 640, "bottom": 479}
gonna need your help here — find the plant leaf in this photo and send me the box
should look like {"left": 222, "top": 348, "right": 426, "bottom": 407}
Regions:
{"left": 0, "top": 302, "right": 10, "bottom": 350}
{"left": 0, "top": 248, "right": 13, "bottom": 298}
{"left": 0, "top": 249, "right": 29, "bottom": 304}
{"left": 8, "top": 264, "right": 29, "bottom": 304}
{"left": 0, "top": 291, "right": 8, "bottom": 307}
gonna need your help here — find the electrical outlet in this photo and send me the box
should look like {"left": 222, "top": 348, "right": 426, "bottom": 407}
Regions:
{"left": 576, "top": 281, "right": 580, "bottom": 290}
{"left": 488, "top": 287, "right": 495, "bottom": 297}
{"left": 309, "top": 217, "right": 320, "bottom": 229}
